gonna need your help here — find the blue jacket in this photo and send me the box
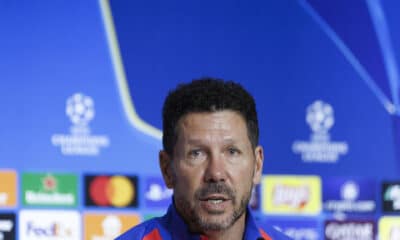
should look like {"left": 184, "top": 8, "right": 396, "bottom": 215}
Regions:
{"left": 117, "top": 204, "right": 292, "bottom": 240}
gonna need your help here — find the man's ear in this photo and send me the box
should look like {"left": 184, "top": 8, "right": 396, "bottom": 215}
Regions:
{"left": 159, "top": 150, "right": 174, "bottom": 188}
{"left": 253, "top": 146, "right": 264, "bottom": 185}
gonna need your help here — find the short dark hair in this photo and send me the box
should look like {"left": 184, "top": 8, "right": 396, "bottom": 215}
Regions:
{"left": 162, "top": 77, "right": 259, "bottom": 155}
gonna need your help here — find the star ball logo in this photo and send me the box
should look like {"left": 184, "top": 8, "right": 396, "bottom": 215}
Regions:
{"left": 292, "top": 100, "right": 349, "bottom": 163}
{"left": 382, "top": 182, "right": 400, "bottom": 212}
{"left": 66, "top": 93, "right": 95, "bottom": 126}
{"left": 51, "top": 93, "right": 110, "bottom": 156}
{"left": 85, "top": 175, "right": 137, "bottom": 208}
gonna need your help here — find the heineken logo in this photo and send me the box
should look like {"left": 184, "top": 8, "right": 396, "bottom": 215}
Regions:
{"left": 22, "top": 173, "right": 78, "bottom": 207}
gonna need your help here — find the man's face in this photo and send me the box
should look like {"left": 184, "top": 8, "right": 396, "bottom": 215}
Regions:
{"left": 160, "top": 110, "right": 263, "bottom": 232}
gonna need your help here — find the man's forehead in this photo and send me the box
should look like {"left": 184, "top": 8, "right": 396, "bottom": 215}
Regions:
{"left": 176, "top": 111, "right": 244, "bottom": 130}
{"left": 178, "top": 110, "right": 245, "bottom": 124}
{"left": 184, "top": 137, "right": 238, "bottom": 145}
{"left": 175, "top": 111, "right": 249, "bottom": 140}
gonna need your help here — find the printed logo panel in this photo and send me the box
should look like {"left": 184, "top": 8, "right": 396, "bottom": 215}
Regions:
{"left": 85, "top": 175, "right": 138, "bottom": 208}
{"left": 144, "top": 176, "right": 172, "bottom": 208}
{"left": 324, "top": 220, "right": 376, "bottom": 240}
{"left": 382, "top": 181, "right": 400, "bottom": 213}
{"left": 84, "top": 212, "right": 141, "bottom": 240}
{"left": 21, "top": 172, "right": 78, "bottom": 207}
{"left": 379, "top": 216, "right": 400, "bottom": 240}
{"left": 291, "top": 100, "right": 349, "bottom": 163}
{"left": 0, "top": 170, "right": 17, "bottom": 207}
{"left": 50, "top": 93, "right": 110, "bottom": 156}
{"left": 262, "top": 218, "right": 319, "bottom": 240}
{"left": 19, "top": 210, "right": 81, "bottom": 240}
{"left": 0, "top": 213, "right": 16, "bottom": 240}
{"left": 323, "top": 177, "right": 376, "bottom": 213}
{"left": 262, "top": 175, "right": 321, "bottom": 215}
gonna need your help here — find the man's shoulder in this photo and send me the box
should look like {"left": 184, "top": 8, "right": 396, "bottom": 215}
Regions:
{"left": 116, "top": 218, "right": 164, "bottom": 240}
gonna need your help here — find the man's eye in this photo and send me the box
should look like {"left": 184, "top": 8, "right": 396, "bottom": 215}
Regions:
{"left": 228, "top": 147, "right": 240, "bottom": 155}
{"left": 189, "top": 149, "right": 202, "bottom": 158}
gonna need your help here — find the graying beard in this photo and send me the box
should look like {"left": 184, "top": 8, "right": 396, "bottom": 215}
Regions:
{"left": 193, "top": 197, "right": 248, "bottom": 231}
{"left": 187, "top": 185, "right": 252, "bottom": 232}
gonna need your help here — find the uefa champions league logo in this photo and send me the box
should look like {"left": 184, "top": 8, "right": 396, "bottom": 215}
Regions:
{"left": 292, "top": 100, "right": 348, "bottom": 163}
{"left": 66, "top": 93, "right": 95, "bottom": 135}
{"left": 51, "top": 93, "right": 110, "bottom": 156}
{"left": 306, "top": 100, "right": 334, "bottom": 135}
{"left": 66, "top": 93, "right": 95, "bottom": 127}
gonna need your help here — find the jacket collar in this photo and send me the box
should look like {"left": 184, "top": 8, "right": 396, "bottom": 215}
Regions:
{"left": 162, "top": 202, "right": 265, "bottom": 240}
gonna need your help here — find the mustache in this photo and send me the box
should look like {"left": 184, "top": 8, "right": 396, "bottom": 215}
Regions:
{"left": 195, "top": 182, "right": 235, "bottom": 200}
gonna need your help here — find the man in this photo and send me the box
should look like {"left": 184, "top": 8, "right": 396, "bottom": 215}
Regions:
{"left": 117, "top": 78, "right": 292, "bottom": 239}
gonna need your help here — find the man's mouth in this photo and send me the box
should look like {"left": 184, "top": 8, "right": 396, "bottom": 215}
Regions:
{"left": 200, "top": 195, "right": 230, "bottom": 204}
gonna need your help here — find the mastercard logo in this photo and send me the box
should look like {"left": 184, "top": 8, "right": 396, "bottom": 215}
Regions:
{"left": 85, "top": 175, "right": 138, "bottom": 207}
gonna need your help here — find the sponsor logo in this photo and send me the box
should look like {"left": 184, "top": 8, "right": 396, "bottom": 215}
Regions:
{"left": 325, "top": 220, "right": 376, "bottom": 240}
{"left": 263, "top": 219, "right": 319, "bottom": 240}
{"left": 292, "top": 100, "right": 349, "bottom": 163}
{"left": 85, "top": 175, "right": 138, "bottom": 208}
{"left": 382, "top": 182, "right": 400, "bottom": 212}
{"left": 22, "top": 173, "right": 78, "bottom": 207}
{"left": 379, "top": 216, "right": 400, "bottom": 240}
{"left": 262, "top": 175, "right": 321, "bottom": 215}
{"left": 84, "top": 213, "right": 141, "bottom": 240}
{"left": 144, "top": 177, "right": 172, "bottom": 208}
{"left": 0, "top": 171, "right": 16, "bottom": 207}
{"left": 19, "top": 210, "right": 80, "bottom": 240}
{"left": 51, "top": 93, "right": 110, "bottom": 156}
{"left": 0, "top": 213, "right": 15, "bottom": 240}
{"left": 323, "top": 178, "right": 376, "bottom": 213}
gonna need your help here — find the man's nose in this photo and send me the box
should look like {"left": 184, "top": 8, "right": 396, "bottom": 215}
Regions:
{"left": 204, "top": 153, "right": 227, "bottom": 182}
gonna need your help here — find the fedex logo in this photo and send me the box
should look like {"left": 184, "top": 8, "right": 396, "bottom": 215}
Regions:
{"left": 19, "top": 210, "right": 80, "bottom": 240}
{"left": 26, "top": 221, "right": 72, "bottom": 237}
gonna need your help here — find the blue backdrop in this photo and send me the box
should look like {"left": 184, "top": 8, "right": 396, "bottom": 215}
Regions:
{"left": 1, "top": 1, "right": 400, "bottom": 239}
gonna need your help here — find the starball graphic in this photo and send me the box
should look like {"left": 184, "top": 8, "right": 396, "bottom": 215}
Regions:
{"left": 292, "top": 100, "right": 349, "bottom": 163}
{"left": 51, "top": 93, "right": 110, "bottom": 156}
{"left": 301, "top": 0, "right": 400, "bottom": 171}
